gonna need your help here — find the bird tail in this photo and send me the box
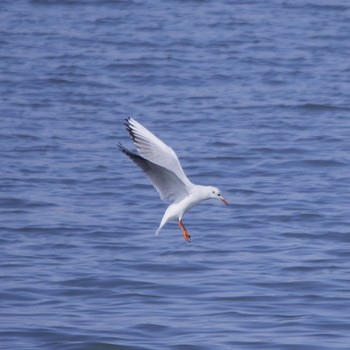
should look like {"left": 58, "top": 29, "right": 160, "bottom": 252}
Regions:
{"left": 156, "top": 221, "right": 166, "bottom": 235}
{"left": 155, "top": 212, "right": 169, "bottom": 236}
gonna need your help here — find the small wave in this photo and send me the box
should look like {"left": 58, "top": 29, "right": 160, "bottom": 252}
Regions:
{"left": 276, "top": 159, "right": 347, "bottom": 168}
{"left": 0, "top": 197, "right": 57, "bottom": 208}
{"left": 300, "top": 103, "right": 350, "bottom": 111}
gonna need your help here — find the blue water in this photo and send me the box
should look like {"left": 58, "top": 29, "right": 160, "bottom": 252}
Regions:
{"left": 1, "top": 1, "right": 350, "bottom": 349}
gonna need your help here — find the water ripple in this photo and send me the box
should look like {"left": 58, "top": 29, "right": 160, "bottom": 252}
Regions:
{"left": 1, "top": 0, "right": 350, "bottom": 349}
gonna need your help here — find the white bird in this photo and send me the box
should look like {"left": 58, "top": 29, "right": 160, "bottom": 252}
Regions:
{"left": 119, "top": 117, "right": 228, "bottom": 242}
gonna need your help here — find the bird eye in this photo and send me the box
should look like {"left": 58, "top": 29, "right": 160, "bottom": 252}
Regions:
{"left": 218, "top": 193, "right": 221, "bottom": 196}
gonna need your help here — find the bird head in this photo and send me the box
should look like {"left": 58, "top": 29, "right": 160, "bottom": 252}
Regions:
{"left": 209, "top": 186, "right": 228, "bottom": 205}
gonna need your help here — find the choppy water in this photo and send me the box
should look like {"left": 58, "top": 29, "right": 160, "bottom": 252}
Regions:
{"left": 1, "top": 1, "right": 350, "bottom": 349}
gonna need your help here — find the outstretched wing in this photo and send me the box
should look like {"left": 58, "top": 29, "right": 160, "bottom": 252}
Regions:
{"left": 125, "top": 117, "right": 192, "bottom": 188}
{"left": 119, "top": 144, "right": 188, "bottom": 202}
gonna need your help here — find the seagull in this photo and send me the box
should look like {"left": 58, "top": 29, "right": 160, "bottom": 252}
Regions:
{"left": 119, "top": 117, "right": 228, "bottom": 242}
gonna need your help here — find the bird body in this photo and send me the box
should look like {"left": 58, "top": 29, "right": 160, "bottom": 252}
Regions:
{"left": 119, "top": 118, "right": 228, "bottom": 242}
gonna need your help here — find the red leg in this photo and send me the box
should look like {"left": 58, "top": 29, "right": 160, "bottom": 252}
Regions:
{"left": 178, "top": 220, "right": 191, "bottom": 242}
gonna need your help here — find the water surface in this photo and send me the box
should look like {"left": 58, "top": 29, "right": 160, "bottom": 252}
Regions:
{"left": 1, "top": 1, "right": 350, "bottom": 349}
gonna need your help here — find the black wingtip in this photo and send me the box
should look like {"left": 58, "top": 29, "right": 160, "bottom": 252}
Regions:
{"left": 118, "top": 142, "right": 138, "bottom": 158}
{"left": 117, "top": 142, "right": 129, "bottom": 155}
{"left": 124, "top": 116, "right": 131, "bottom": 126}
{"left": 124, "top": 117, "right": 137, "bottom": 143}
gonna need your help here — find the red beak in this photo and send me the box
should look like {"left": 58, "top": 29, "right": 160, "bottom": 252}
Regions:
{"left": 220, "top": 197, "right": 229, "bottom": 205}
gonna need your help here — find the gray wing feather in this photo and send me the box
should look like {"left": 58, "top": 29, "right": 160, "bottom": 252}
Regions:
{"left": 125, "top": 118, "right": 192, "bottom": 187}
{"left": 119, "top": 144, "right": 188, "bottom": 201}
